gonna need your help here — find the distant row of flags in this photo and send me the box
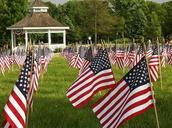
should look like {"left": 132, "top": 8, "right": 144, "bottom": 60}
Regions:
{"left": 2, "top": 47, "right": 53, "bottom": 128}
{"left": 62, "top": 43, "right": 162, "bottom": 128}
{"left": 62, "top": 42, "right": 172, "bottom": 83}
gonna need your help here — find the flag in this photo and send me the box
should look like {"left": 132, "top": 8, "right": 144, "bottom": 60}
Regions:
{"left": 92, "top": 57, "right": 153, "bottom": 128}
{"left": 4, "top": 55, "right": 11, "bottom": 70}
{"left": 33, "top": 52, "right": 41, "bottom": 92}
{"left": 0, "top": 56, "right": 5, "bottom": 76}
{"left": 116, "top": 49, "right": 125, "bottom": 69}
{"left": 3, "top": 53, "right": 32, "bottom": 128}
{"left": 134, "top": 44, "right": 144, "bottom": 66}
{"left": 108, "top": 47, "right": 116, "bottom": 65}
{"left": 124, "top": 44, "right": 135, "bottom": 68}
{"left": 79, "top": 47, "right": 93, "bottom": 75}
{"left": 67, "top": 48, "right": 115, "bottom": 108}
{"left": 69, "top": 53, "right": 83, "bottom": 69}
{"left": 161, "top": 46, "right": 167, "bottom": 67}
{"left": 149, "top": 44, "right": 159, "bottom": 82}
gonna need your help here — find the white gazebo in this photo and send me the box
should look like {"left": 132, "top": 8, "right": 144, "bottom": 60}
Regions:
{"left": 7, "top": 0, "right": 69, "bottom": 51}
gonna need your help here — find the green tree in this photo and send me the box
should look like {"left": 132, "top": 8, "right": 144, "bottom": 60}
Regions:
{"left": 146, "top": 11, "right": 161, "bottom": 39}
{"left": 162, "top": 1, "right": 172, "bottom": 38}
{"left": 0, "top": 0, "right": 28, "bottom": 47}
{"left": 81, "top": 0, "right": 117, "bottom": 43}
{"left": 110, "top": 0, "right": 147, "bottom": 39}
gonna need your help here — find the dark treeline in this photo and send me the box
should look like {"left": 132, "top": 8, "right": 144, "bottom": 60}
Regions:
{"left": 0, "top": 0, "right": 172, "bottom": 46}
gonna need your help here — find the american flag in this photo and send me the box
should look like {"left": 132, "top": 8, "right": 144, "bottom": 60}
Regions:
{"left": 146, "top": 46, "right": 153, "bottom": 59}
{"left": 4, "top": 55, "right": 11, "bottom": 70}
{"left": 79, "top": 47, "right": 93, "bottom": 75}
{"left": 149, "top": 44, "right": 159, "bottom": 82}
{"left": 0, "top": 56, "right": 5, "bottom": 76}
{"left": 39, "top": 48, "right": 46, "bottom": 72}
{"left": 167, "top": 46, "right": 172, "bottom": 65}
{"left": 27, "top": 57, "right": 35, "bottom": 108}
{"left": 69, "top": 53, "right": 83, "bottom": 69}
{"left": 124, "top": 44, "right": 135, "bottom": 68}
{"left": 116, "top": 49, "right": 125, "bottom": 69}
{"left": 92, "top": 57, "right": 154, "bottom": 128}
{"left": 67, "top": 48, "right": 116, "bottom": 108}
{"left": 161, "top": 46, "right": 167, "bottom": 67}
{"left": 3, "top": 53, "right": 32, "bottom": 128}
{"left": 134, "top": 44, "right": 144, "bottom": 66}
{"left": 33, "top": 51, "right": 41, "bottom": 92}
{"left": 43, "top": 47, "right": 52, "bottom": 73}
{"left": 108, "top": 47, "right": 116, "bottom": 65}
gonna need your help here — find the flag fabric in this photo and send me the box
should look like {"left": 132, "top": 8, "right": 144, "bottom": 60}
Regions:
{"left": 0, "top": 56, "right": 5, "bottom": 76}
{"left": 33, "top": 53, "right": 41, "bottom": 92}
{"left": 134, "top": 44, "right": 144, "bottom": 66}
{"left": 149, "top": 44, "right": 159, "bottom": 82}
{"left": 124, "top": 45, "right": 135, "bottom": 68}
{"left": 161, "top": 46, "right": 167, "bottom": 67}
{"left": 27, "top": 60, "right": 35, "bottom": 108}
{"left": 3, "top": 53, "right": 32, "bottom": 128}
{"left": 79, "top": 47, "right": 93, "bottom": 75}
{"left": 92, "top": 57, "right": 153, "bottom": 128}
{"left": 116, "top": 49, "right": 125, "bottom": 69}
{"left": 4, "top": 55, "right": 11, "bottom": 70}
{"left": 67, "top": 48, "right": 116, "bottom": 108}
{"left": 109, "top": 51, "right": 116, "bottom": 65}
{"left": 69, "top": 53, "right": 83, "bottom": 69}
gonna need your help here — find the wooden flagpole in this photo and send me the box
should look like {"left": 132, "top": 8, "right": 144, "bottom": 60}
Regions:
{"left": 122, "top": 32, "right": 125, "bottom": 74}
{"left": 144, "top": 43, "right": 160, "bottom": 128}
{"left": 157, "top": 38, "right": 163, "bottom": 89}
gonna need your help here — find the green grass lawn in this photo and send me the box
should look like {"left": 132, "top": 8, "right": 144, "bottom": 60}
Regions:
{"left": 0, "top": 55, "right": 172, "bottom": 128}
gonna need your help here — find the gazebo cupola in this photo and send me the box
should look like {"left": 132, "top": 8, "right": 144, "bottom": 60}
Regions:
{"left": 7, "top": 0, "right": 69, "bottom": 51}
{"left": 30, "top": 0, "right": 49, "bottom": 13}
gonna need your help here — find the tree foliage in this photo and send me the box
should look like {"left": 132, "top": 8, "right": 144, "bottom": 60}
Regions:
{"left": 0, "top": 0, "right": 28, "bottom": 46}
{"left": 0, "top": 0, "right": 172, "bottom": 45}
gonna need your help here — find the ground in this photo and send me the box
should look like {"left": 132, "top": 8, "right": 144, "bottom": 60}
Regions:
{"left": 0, "top": 55, "right": 172, "bottom": 128}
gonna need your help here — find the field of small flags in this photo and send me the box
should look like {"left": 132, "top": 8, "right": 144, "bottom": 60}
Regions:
{"left": 0, "top": 43, "right": 172, "bottom": 128}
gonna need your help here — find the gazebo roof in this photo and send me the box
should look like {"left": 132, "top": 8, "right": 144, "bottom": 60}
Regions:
{"left": 7, "top": 0, "right": 69, "bottom": 30}
{"left": 32, "top": 0, "right": 47, "bottom": 7}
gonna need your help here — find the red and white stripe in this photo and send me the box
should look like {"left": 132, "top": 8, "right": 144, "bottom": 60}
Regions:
{"left": 33, "top": 61, "right": 41, "bottom": 92}
{"left": 27, "top": 71, "right": 35, "bottom": 108}
{"left": 149, "top": 55, "right": 159, "bottom": 82}
{"left": 3, "top": 86, "right": 27, "bottom": 128}
{"left": 79, "top": 59, "right": 90, "bottom": 76}
{"left": 134, "top": 53, "right": 143, "bottom": 66}
{"left": 69, "top": 54, "right": 83, "bottom": 69}
{"left": 161, "top": 50, "right": 167, "bottom": 67}
{"left": 146, "top": 48, "right": 153, "bottom": 58}
{"left": 3, "top": 121, "right": 10, "bottom": 128}
{"left": 108, "top": 51, "right": 116, "bottom": 65}
{"left": 67, "top": 67, "right": 115, "bottom": 108}
{"left": 4, "top": 56, "right": 11, "bottom": 70}
{"left": 92, "top": 80, "right": 153, "bottom": 128}
{"left": 0, "top": 57, "right": 5, "bottom": 76}
{"left": 116, "top": 50, "right": 125, "bottom": 69}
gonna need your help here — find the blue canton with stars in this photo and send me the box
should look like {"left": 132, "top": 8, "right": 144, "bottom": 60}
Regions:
{"left": 84, "top": 47, "right": 93, "bottom": 62}
{"left": 90, "top": 48, "right": 111, "bottom": 75}
{"left": 16, "top": 53, "right": 32, "bottom": 99}
{"left": 138, "top": 44, "right": 144, "bottom": 54}
{"left": 124, "top": 57, "right": 150, "bottom": 91}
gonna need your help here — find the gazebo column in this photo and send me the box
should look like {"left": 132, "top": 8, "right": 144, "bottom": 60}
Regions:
{"left": 11, "top": 30, "right": 14, "bottom": 51}
{"left": 63, "top": 30, "right": 66, "bottom": 48}
{"left": 25, "top": 30, "right": 28, "bottom": 49}
{"left": 13, "top": 32, "right": 16, "bottom": 48}
{"left": 48, "top": 30, "right": 51, "bottom": 48}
